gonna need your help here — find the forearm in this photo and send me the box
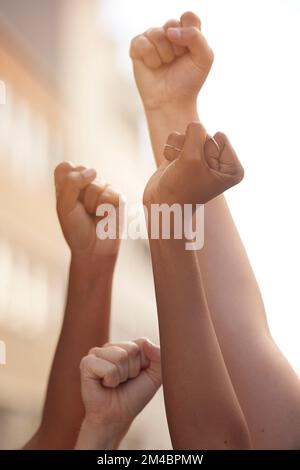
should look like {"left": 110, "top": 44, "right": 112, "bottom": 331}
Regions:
{"left": 26, "top": 254, "right": 116, "bottom": 449}
{"left": 199, "top": 198, "right": 300, "bottom": 448}
{"left": 199, "top": 196, "right": 269, "bottom": 336}
{"left": 148, "top": 235, "right": 250, "bottom": 449}
{"left": 75, "top": 418, "right": 125, "bottom": 450}
{"left": 147, "top": 102, "right": 268, "bottom": 333}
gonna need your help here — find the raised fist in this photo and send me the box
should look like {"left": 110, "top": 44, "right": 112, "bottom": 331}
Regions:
{"left": 130, "top": 12, "right": 214, "bottom": 112}
{"left": 144, "top": 122, "right": 244, "bottom": 207}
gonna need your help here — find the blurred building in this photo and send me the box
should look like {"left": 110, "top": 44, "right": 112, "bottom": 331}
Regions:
{"left": 0, "top": 0, "right": 170, "bottom": 449}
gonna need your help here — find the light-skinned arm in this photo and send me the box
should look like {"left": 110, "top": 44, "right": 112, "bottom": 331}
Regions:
{"left": 131, "top": 11, "right": 300, "bottom": 448}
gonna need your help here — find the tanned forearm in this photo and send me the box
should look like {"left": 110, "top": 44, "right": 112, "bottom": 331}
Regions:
{"left": 25, "top": 254, "right": 115, "bottom": 449}
{"left": 148, "top": 235, "right": 250, "bottom": 449}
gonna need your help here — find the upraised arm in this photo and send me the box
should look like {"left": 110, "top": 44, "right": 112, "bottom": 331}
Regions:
{"left": 25, "top": 163, "right": 121, "bottom": 449}
{"left": 131, "top": 11, "right": 300, "bottom": 448}
{"left": 144, "top": 122, "right": 250, "bottom": 449}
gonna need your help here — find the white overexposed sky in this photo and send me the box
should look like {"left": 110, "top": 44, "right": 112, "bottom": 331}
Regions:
{"left": 100, "top": 0, "right": 300, "bottom": 373}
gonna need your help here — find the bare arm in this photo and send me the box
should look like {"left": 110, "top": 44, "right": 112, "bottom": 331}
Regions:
{"left": 25, "top": 163, "right": 121, "bottom": 449}
{"left": 143, "top": 122, "right": 250, "bottom": 449}
{"left": 148, "top": 237, "right": 250, "bottom": 449}
{"left": 197, "top": 196, "right": 300, "bottom": 449}
{"left": 132, "top": 11, "right": 300, "bottom": 448}
{"left": 24, "top": 256, "right": 114, "bottom": 449}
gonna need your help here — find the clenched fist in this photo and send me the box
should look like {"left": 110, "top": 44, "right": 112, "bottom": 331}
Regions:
{"left": 144, "top": 122, "right": 244, "bottom": 207}
{"left": 130, "top": 11, "right": 214, "bottom": 111}
{"left": 76, "top": 339, "right": 161, "bottom": 449}
{"left": 54, "top": 162, "right": 122, "bottom": 257}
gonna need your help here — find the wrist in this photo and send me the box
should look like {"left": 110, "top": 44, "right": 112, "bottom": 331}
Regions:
{"left": 145, "top": 100, "right": 198, "bottom": 122}
{"left": 67, "top": 253, "right": 116, "bottom": 302}
{"left": 70, "top": 252, "right": 117, "bottom": 277}
{"left": 75, "top": 416, "right": 129, "bottom": 450}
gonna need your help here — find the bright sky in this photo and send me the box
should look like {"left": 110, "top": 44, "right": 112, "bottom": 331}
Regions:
{"left": 100, "top": 0, "right": 300, "bottom": 372}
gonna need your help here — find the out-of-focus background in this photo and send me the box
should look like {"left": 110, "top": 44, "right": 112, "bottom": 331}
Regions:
{"left": 0, "top": 0, "right": 300, "bottom": 450}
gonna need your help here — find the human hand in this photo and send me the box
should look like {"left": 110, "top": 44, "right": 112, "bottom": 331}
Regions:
{"left": 144, "top": 122, "right": 244, "bottom": 207}
{"left": 130, "top": 11, "right": 214, "bottom": 112}
{"left": 77, "top": 339, "right": 161, "bottom": 448}
{"left": 54, "top": 162, "right": 122, "bottom": 258}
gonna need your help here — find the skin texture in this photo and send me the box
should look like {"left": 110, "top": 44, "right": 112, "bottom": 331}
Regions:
{"left": 143, "top": 124, "right": 251, "bottom": 449}
{"left": 131, "top": 11, "right": 300, "bottom": 449}
{"left": 75, "top": 339, "right": 161, "bottom": 450}
{"left": 24, "top": 163, "right": 122, "bottom": 449}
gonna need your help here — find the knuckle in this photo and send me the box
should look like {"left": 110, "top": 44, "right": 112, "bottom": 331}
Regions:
{"left": 167, "top": 131, "right": 181, "bottom": 142}
{"left": 88, "top": 346, "right": 101, "bottom": 356}
{"left": 54, "top": 163, "right": 63, "bottom": 179}
{"left": 164, "top": 19, "right": 179, "bottom": 29}
{"left": 131, "top": 34, "right": 153, "bottom": 56}
{"left": 54, "top": 161, "right": 73, "bottom": 180}
{"left": 206, "top": 46, "right": 215, "bottom": 65}
{"left": 129, "top": 35, "right": 141, "bottom": 55}
{"left": 187, "top": 121, "right": 201, "bottom": 133}
{"left": 183, "top": 10, "right": 199, "bottom": 20}
{"left": 128, "top": 342, "right": 140, "bottom": 358}
{"left": 214, "top": 132, "right": 228, "bottom": 145}
{"left": 79, "top": 354, "right": 91, "bottom": 372}
{"left": 146, "top": 27, "right": 164, "bottom": 42}
{"left": 235, "top": 165, "right": 245, "bottom": 183}
{"left": 115, "top": 347, "right": 129, "bottom": 365}
{"left": 64, "top": 171, "right": 77, "bottom": 186}
{"left": 106, "top": 364, "right": 119, "bottom": 385}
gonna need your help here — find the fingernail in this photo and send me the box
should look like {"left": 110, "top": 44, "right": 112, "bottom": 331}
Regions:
{"left": 167, "top": 28, "right": 181, "bottom": 39}
{"left": 81, "top": 168, "right": 96, "bottom": 179}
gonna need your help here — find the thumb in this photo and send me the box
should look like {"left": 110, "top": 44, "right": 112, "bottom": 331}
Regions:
{"left": 142, "top": 340, "right": 161, "bottom": 364}
{"left": 166, "top": 27, "right": 214, "bottom": 70}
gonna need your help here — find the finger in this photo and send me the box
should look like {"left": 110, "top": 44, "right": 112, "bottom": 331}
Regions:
{"left": 134, "top": 339, "right": 162, "bottom": 391}
{"left": 164, "top": 132, "right": 185, "bottom": 161}
{"left": 55, "top": 163, "right": 88, "bottom": 196}
{"left": 204, "top": 135, "right": 221, "bottom": 171}
{"left": 97, "top": 185, "right": 121, "bottom": 208}
{"left": 73, "top": 165, "right": 87, "bottom": 172}
{"left": 182, "top": 121, "right": 206, "bottom": 160}
{"left": 207, "top": 132, "right": 244, "bottom": 183}
{"left": 141, "top": 339, "right": 161, "bottom": 364}
{"left": 180, "top": 11, "right": 201, "bottom": 29}
{"left": 163, "top": 19, "right": 186, "bottom": 56}
{"left": 166, "top": 27, "right": 214, "bottom": 71}
{"left": 130, "top": 34, "right": 162, "bottom": 69}
{"left": 89, "top": 346, "right": 129, "bottom": 384}
{"left": 144, "top": 27, "right": 175, "bottom": 64}
{"left": 54, "top": 161, "right": 75, "bottom": 193}
{"left": 82, "top": 182, "right": 106, "bottom": 215}
{"left": 108, "top": 342, "right": 142, "bottom": 379}
{"left": 80, "top": 354, "right": 119, "bottom": 388}
{"left": 134, "top": 338, "right": 152, "bottom": 369}
{"left": 57, "top": 168, "right": 97, "bottom": 215}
